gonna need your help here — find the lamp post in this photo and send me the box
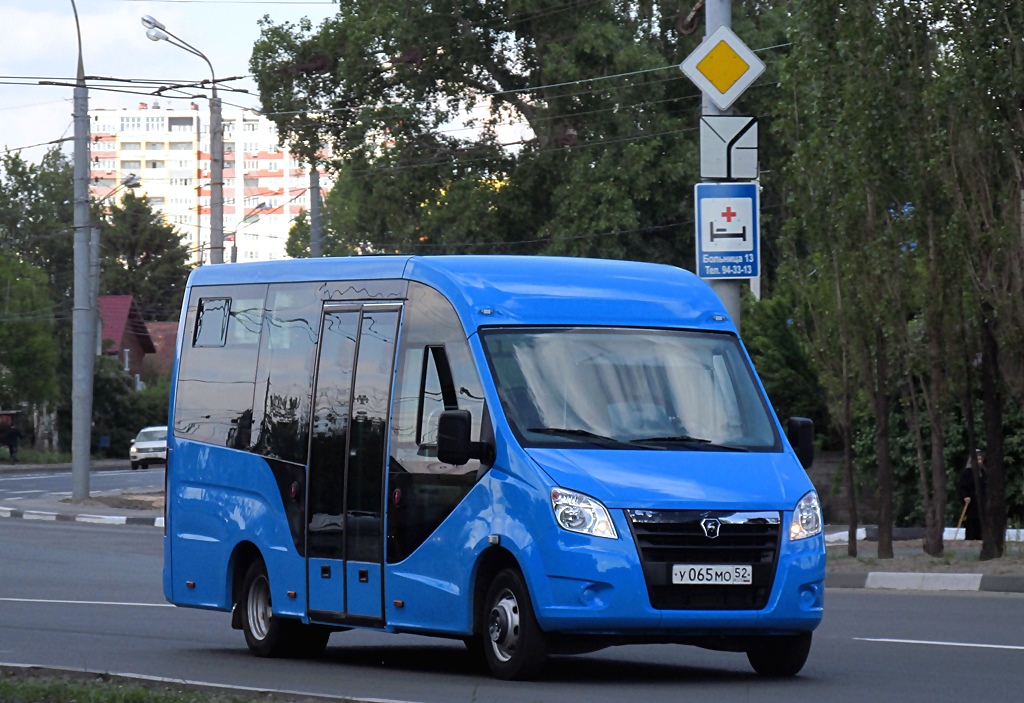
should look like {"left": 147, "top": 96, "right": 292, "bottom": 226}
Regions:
{"left": 228, "top": 201, "right": 269, "bottom": 262}
{"left": 70, "top": 0, "right": 92, "bottom": 500}
{"left": 141, "top": 15, "right": 224, "bottom": 264}
{"left": 92, "top": 174, "right": 142, "bottom": 350}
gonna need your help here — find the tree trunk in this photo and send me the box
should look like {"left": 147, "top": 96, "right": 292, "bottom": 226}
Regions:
{"left": 843, "top": 404, "right": 858, "bottom": 558}
{"left": 924, "top": 215, "right": 947, "bottom": 556}
{"left": 873, "top": 328, "right": 894, "bottom": 559}
{"left": 906, "top": 380, "right": 941, "bottom": 556}
{"left": 979, "top": 309, "right": 1005, "bottom": 560}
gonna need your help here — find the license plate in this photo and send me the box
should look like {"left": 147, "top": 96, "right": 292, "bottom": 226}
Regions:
{"left": 672, "top": 564, "right": 752, "bottom": 585}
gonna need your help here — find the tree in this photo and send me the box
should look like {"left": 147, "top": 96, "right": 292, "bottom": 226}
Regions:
{"left": 99, "top": 191, "right": 192, "bottom": 322}
{"left": 255, "top": 2, "right": 789, "bottom": 263}
{"left": 0, "top": 255, "right": 59, "bottom": 409}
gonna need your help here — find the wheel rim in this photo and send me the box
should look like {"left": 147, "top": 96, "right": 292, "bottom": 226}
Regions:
{"left": 487, "top": 588, "right": 520, "bottom": 663}
{"left": 247, "top": 574, "right": 272, "bottom": 641}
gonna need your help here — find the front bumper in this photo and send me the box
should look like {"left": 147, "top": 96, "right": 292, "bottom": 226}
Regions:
{"left": 526, "top": 509, "right": 825, "bottom": 636}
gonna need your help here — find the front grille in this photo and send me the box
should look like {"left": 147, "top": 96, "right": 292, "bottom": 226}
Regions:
{"left": 626, "top": 509, "right": 781, "bottom": 611}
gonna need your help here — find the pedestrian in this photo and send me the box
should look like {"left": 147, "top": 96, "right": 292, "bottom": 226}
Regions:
{"left": 958, "top": 450, "right": 984, "bottom": 540}
{"left": 6, "top": 423, "right": 21, "bottom": 463}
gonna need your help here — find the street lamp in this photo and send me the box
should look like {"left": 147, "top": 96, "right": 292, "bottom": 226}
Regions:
{"left": 227, "top": 202, "right": 269, "bottom": 263}
{"left": 141, "top": 15, "right": 224, "bottom": 264}
{"left": 92, "top": 173, "right": 143, "bottom": 324}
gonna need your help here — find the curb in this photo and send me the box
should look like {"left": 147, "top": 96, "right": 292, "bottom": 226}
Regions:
{"left": 825, "top": 571, "right": 1024, "bottom": 594}
{"left": 0, "top": 506, "right": 163, "bottom": 528}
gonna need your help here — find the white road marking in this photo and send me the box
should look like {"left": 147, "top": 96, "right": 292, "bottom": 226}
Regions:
{"left": 0, "top": 597, "right": 173, "bottom": 608}
{"left": 856, "top": 637, "right": 1024, "bottom": 651}
{"left": 8, "top": 490, "right": 44, "bottom": 495}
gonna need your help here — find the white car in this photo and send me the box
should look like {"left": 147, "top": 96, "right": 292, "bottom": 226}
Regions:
{"left": 130, "top": 426, "right": 167, "bottom": 470}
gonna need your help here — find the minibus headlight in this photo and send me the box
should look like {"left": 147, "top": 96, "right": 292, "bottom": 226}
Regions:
{"left": 550, "top": 488, "right": 617, "bottom": 539}
{"left": 790, "top": 491, "right": 823, "bottom": 541}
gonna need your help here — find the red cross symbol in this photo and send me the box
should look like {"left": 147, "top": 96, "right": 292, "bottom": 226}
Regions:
{"left": 721, "top": 206, "right": 737, "bottom": 222}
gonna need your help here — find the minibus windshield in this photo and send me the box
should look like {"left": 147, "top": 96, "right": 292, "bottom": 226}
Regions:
{"left": 480, "top": 327, "right": 780, "bottom": 452}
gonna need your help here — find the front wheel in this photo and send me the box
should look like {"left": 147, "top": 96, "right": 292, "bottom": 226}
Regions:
{"left": 746, "top": 632, "right": 812, "bottom": 677}
{"left": 480, "top": 569, "right": 547, "bottom": 680}
{"left": 130, "top": 461, "right": 139, "bottom": 471}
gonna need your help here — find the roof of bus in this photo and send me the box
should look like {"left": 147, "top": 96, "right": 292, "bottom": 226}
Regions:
{"left": 184, "top": 255, "right": 735, "bottom": 333}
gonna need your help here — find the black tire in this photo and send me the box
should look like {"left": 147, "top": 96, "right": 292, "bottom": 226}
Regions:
{"left": 479, "top": 568, "right": 547, "bottom": 680}
{"left": 240, "top": 561, "right": 292, "bottom": 657}
{"left": 746, "top": 632, "right": 812, "bottom": 677}
{"left": 130, "top": 461, "right": 139, "bottom": 471}
{"left": 240, "top": 561, "right": 331, "bottom": 658}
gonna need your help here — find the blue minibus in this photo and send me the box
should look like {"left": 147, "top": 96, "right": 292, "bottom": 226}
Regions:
{"left": 164, "top": 255, "right": 825, "bottom": 680}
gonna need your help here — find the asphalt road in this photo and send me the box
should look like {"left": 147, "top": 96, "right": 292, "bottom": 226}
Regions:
{"left": 1, "top": 519, "right": 1022, "bottom": 703}
{"left": 0, "top": 465, "right": 162, "bottom": 503}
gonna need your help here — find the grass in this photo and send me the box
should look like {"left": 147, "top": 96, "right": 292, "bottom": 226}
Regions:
{"left": 0, "top": 668, "right": 333, "bottom": 703}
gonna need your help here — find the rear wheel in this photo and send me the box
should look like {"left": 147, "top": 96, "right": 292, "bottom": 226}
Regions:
{"left": 746, "top": 632, "right": 812, "bottom": 677}
{"left": 480, "top": 569, "right": 547, "bottom": 680}
{"left": 240, "top": 561, "right": 331, "bottom": 658}
{"left": 241, "top": 561, "right": 287, "bottom": 657}
{"left": 130, "top": 461, "right": 139, "bottom": 471}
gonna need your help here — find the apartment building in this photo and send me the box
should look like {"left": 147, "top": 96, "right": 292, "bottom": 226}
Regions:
{"left": 89, "top": 102, "right": 329, "bottom": 264}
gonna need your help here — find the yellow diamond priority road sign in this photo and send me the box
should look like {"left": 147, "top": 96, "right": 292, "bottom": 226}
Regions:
{"left": 680, "top": 26, "right": 766, "bottom": 111}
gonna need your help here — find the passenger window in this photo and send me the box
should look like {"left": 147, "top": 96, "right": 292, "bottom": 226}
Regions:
{"left": 251, "top": 283, "right": 322, "bottom": 463}
{"left": 193, "top": 298, "right": 230, "bottom": 347}
{"left": 387, "top": 283, "right": 488, "bottom": 564}
{"left": 175, "top": 285, "right": 265, "bottom": 448}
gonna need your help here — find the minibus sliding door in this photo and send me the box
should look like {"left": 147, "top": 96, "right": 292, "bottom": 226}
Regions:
{"left": 306, "top": 303, "right": 401, "bottom": 626}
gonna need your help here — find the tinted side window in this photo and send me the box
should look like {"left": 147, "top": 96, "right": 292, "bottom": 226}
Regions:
{"left": 193, "top": 298, "right": 229, "bottom": 347}
{"left": 387, "top": 282, "right": 487, "bottom": 564}
{"left": 175, "top": 284, "right": 265, "bottom": 448}
{"left": 251, "top": 283, "right": 322, "bottom": 463}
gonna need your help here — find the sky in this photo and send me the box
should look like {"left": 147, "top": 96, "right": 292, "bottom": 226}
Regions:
{"left": 0, "top": 0, "right": 340, "bottom": 161}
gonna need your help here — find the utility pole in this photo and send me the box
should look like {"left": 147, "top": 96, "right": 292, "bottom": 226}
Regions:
{"left": 703, "top": 0, "right": 741, "bottom": 330}
{"left": 210, "top": 88, "right": 224, "bottom": 263}
{"left": 309, "top": 164, "right": 322, "bottom": 258}
{"left": 70, "top": 0, "right": 92, "bottom": 500}
{"left": 90, "top": 225, "right": 100, "bottom": 355}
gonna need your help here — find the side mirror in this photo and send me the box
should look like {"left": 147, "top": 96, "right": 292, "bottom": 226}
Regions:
{"left": 437, "top": 409, "right": 473, "bottom": 466}
{"left": 787, "top": 417, "right": 815, "bottom": 469}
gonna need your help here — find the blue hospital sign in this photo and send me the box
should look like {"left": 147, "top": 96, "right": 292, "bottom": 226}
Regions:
{"left": 695, "top": 182, "right": 760, "bottom": 279}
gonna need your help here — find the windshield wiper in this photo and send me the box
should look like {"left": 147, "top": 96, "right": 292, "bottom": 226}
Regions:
{"left": 527, "top": 427, "right": 663, "bottom": 450}
{"left": 629, "top": 435, "right": 749, "bottom": 452}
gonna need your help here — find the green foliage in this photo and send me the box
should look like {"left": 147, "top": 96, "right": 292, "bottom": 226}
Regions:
{"left": 0, "top": 149, "right": 76, "bottom": 408}
{"left": 0, "top": 255, "right": 59, "bottom": 407}
{"left": 743, "top": 289, "right": 830, "bottom": 435}
{"left": 100, "top": 191, "right": 192, "bottom": 322}
{"left": 90, "top": 358, "right": 171, "bottom": 457}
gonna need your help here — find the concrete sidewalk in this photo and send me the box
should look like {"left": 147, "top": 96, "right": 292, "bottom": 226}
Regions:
{"left": 0, "top": 459, "right": 163, "bottom": 527}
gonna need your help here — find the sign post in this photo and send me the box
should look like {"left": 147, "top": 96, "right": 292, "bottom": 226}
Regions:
{"left": 679, "top": 1, "right": 763, "bottom": 331}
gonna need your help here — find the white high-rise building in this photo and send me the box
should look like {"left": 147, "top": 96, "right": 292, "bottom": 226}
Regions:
{"left": 89, "top": 101, "right": 329, "bottom": 264}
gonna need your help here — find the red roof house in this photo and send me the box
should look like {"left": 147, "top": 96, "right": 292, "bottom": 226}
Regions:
{"left": 96, "top": 295, "right": 156, "bottom": 381}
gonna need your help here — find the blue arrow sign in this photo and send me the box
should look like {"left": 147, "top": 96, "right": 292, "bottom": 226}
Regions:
{"left": 695, "top": 182, "right": 759, "bottom": 279}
